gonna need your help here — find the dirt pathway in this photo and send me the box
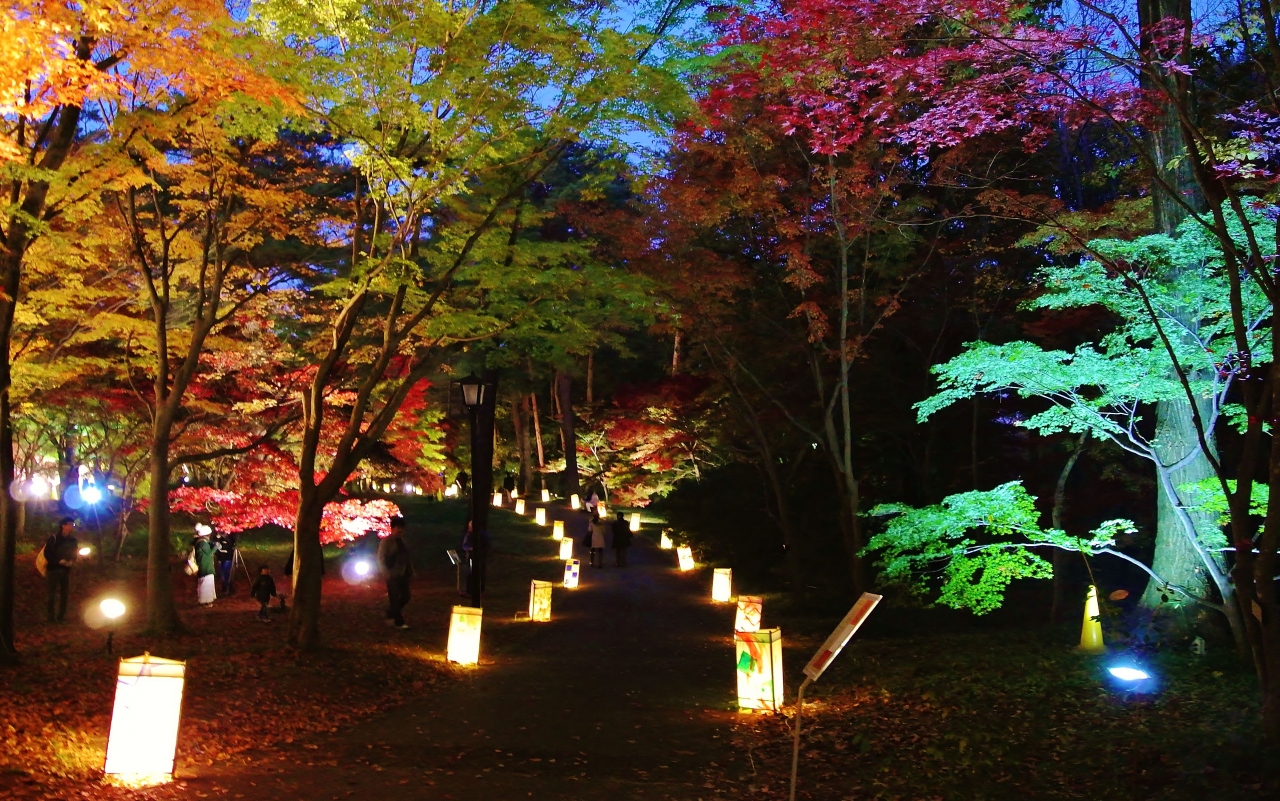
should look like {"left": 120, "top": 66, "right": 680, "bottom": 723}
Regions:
{"left": 192, "top": 514, "right": 741, "bottom": 800}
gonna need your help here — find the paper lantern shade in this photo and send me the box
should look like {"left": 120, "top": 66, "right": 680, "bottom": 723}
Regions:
{"left": 529, "top": 580, "right": 553, "bottom": 622}
{"left": 735, "top": 596, "right": 763, "bottom": 632}
{"left": 559, "top": 537, "right": 574, "bottom": 561}
{"left": 552, "top": 520, "right": 565, "bottom": 541}
{"left": 660, "top": 532, "right": 673, "bottom": 549}
{"left": 676, "top": 545, "right": 695, "bottom": 571}
{"left": 492, "top": 492, "right": 503, "bottom": 507}
{"left": 629, "top": 512, "right": 641, "bottom": 532}
{"left": 104, "top": 653, "right": 186, "bottom": 782}
{"left": 541, "top": 488, "right": 551, "bottom": 503}
{"left": 570, "top": 494, "right": 581, "bottom": 510}
{"left": 735, "top": 628, "right": 784, "bottom": 712}
{"left": 535, "top": 508, "right": 547, "bottom": 526}
{"left": 563, "top": 559, "right": 580, "bottom": 588}
{"left": 447, "top": 606, "right": 483, "bottom": 665}
{"left": 712, "top": 568, "right": 733, "bottom": 603}
{"left": 598, "top": 502, "right": 608, "bottom": 518}
{"left": 514, "top": 499, "right": 526, "bottom": 515}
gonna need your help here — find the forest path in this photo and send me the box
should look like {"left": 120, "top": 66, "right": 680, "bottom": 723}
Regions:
{"left": 193, "top": 507, "right": 741, "bottom": 800}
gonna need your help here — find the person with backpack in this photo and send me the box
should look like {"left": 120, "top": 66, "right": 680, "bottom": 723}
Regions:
{"left": 611, "top": 512, "right": 632, "bottom": 567}
{"left": 378, "top": 517, "right": 414, "bottom": 629}
{"left": 41, "top": 517, "right": 79, "bottom": 624}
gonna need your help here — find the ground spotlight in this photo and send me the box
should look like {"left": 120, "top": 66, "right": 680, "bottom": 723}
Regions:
{"left": 83, "top": 485, "right": 103, "bottom": 504}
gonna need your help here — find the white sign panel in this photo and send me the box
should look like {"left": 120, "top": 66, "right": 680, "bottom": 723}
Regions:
{"left": 802, "top": 592, "right": 881, "bottom": 681}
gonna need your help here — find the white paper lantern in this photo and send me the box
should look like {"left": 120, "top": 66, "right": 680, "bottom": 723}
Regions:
{"left": 515, "top": 499, "right": 526, "bottom": 515}
{"left": 492, "top": 492, "right": 503, "bottom": 507}
{"left": 735, "top": 596, "right": 763, "bottom": 633}
{"left": 677, "top": 545, "right": 695, "bottom": 571}
{"left": 529, "top": 580, "right": 553, "bottom": 622}
{"left": 559, "top": 537, "right": 574, "bottom": 561}
{"left": 535, "top": 507, "right": 547, "bottom": 526}
{"left": 104, "top": 653, "right": 186, "bottom": 783}
{"left": 552, "top": 520, "right": 565, "bottom": 541}
{"left": 570, "top": 494, "right": 581, "bottom": 510}
{"left": 447, "top": 606, "right": 483, "bottom": 665}
{"left": 629, "top": 512, "right": 641, "bottom": 532}
{"left": 660, "top": 532, "right": 673, "bottom": 549}
{"left": 735, "top": 628, "right": 784, "bottom": 712}
{"left": 563, "top": 559, "right": 580, "bottom": 588}
{"left": 712, "top": 568, "right": 733, "bottom": 603}
{"left": 541, "top": 488, "right": 551, "bottom": 503}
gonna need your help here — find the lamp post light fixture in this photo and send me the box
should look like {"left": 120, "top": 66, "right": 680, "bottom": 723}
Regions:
{"left": 101, "top": 597, "right": 126, "bottom": 654}
{"left": 457, "top": 371, "right": 498, "bottom": 608}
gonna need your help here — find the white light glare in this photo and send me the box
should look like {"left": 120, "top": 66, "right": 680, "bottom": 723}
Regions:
{"left": 354, "top": 560, "right": 371, "bottom": 577}
{"left": 1108, "top": 666, "right": 1151, "bottom": 681}
{"left": 100, "top": 598, "right": 126, "bottom": 620}
{"left": 78, "top": 546, "right": 92, "bottom": 556}
{"left": 83, "top": 486, "right": 103, "bottom": 504}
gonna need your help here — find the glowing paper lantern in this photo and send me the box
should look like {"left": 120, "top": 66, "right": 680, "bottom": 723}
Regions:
{"left": 515, "top": 499, "right": 526, "bottom": 515}
{"left": 676, "top": 545, "right": 695, "bottom": 571}
{"left": 660, "top": 531, "right": 673, "bottom": 549}
{"left": 492, "top": 492, "right": 503, "bottom": 507}
{"left": 104, "top": 653, "right": 187, "bottom": 783}
{"left": 541, "top": 488, "right": 551, "bottom": 503}
{"left": 629, "top": 512, "right": 641, "bottom": 532}
{"left": 736, "top": 628, "right": 784, "bottom": 712}
{"left": 598, "top": 502, "right": 608, "bottom": 518}
{"left": 447, "top": 606, "right": 483, "bottom": 665}
{"left": 1079, "top": 585, "right": 1105, "bottom": 654}
{"left": 563, "top": 559, "right": 580, "bottom": 588}
{"left": 529, "top": 580, "right": 553, "bottom": 622}
{"left": 711, "top": 568, "right": 733, "bottom": 603}
{"left": 570, "top": 494, "right": 581, "bottom": 510}
{"left": 559, "top": 537, "right": 574, "bottom": 561}
{"left": 552, "top": 520, "right": 565, "bottom": 540}
{"left": 535, "top": 508, "right": 547, "bottom": 526}
{"left": 735, "top": 596, "right": 763, "bottom": 632}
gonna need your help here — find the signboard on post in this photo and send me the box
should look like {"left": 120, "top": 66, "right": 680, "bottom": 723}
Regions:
{"left": 802, "top": 592, "right": 882, "bottom": 681}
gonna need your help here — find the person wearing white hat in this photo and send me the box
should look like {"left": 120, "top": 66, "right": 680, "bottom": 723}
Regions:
{"left": 194, "top": 524, "right": 217, "bottom": 606}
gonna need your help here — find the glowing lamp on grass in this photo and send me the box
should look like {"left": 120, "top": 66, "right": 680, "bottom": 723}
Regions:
{"left": 660, "top": 531, "right": 673, "bottom": 549}
{"left": 735, "top": 596, "right": 763, "bottom": 632}
{"left": 676, "top": 545, "right": 695, "bottom": 571}
{"left": 598, "top": 502, "right": 608, "bottom": 518}
{"left": 563, "top": 559, "right": 580, "bottom": 588}
{"left": 712, "top": 568, "right": 733, "bottom": 603}
{"left": 529, "top": 580, "right": 553, "bottom": 622}
{"left": 559, "top": 537, "right": 574, "bottom": 561}
{"left": 515, "top": 499, "right": 526, "bottom": 515}
{"left": 444, "top": 484, "right": 459, "bottom": 498}
{"left": 535, "top": 507, "right": 547, "bottom": 526}
{"left": 570, "top": 494, "right": 581, "bottom": 510}
{"left": 629, "top": 512, "right": 641, "bottom": 532}
{"left": 1079, "top": 585, "right": 1105, "bottom": 654}
{"left": 541, "top": 488, "right": 551, "bottom": 503}
{"left": 104, "top": 653, "right": 186, "bottom": 783}
{"left": 492, "top": 492, "right": 503, "bottom": 507}
{"left": 353, "top": 560, "right": 371, "bottom": 577}
{"left": 79, "top": 546, "right": 92, "bottom": 557}
{"left": 447, "top": 605, "right": 483, "bottom": 666}
{"left": 735, "top": 628, "right": 784, "bottom": 712}
{"left": 552, "top": 520, "right": 564, "bottom": 541}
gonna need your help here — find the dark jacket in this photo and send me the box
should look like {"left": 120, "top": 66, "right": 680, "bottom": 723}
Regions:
{"left": 250, "top": 574, "right": 277, "bottom": 603}
{"left": 611, "top": 519, "right": 632, "bottom": 549}
{"left": 378, "top": 535, "right": 414, "bottom": 579}
{"left": 43, "top": 533, "right": 79, "bottom": 570}
{"left": 213, "top": 533, "right": 236, "bottom": 563}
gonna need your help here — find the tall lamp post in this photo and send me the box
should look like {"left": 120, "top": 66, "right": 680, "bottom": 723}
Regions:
{"left": 458, "top": 372, "right": 498, "bottom": 608}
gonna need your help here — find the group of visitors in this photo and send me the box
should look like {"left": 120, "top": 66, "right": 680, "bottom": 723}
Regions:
{"left": 586, "top": 509, "right": 633, "bottom": 568}
{"left": 190, "top": 525, "right": 285, "bottom": 622}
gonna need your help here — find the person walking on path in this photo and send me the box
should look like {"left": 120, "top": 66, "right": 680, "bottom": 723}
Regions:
{"left": 42, "top": 517, "right": 79, "bottom": 623}
{"left": 611, "top": 512, "right": 632, "bottom": 567}
{"left": 379, "top": 517, "right": 414, "bottom": 629}
{"left": 214, "top": 531, "right": 237, "bottom": 597}
{"left": 194, "top": 525, "right": 217, "bottom": 607}
{"left": 249, "top": 565, "right": 280, "bottom": 622}
{"left": 589, "top": 511, "right": 609, "bottom": 568}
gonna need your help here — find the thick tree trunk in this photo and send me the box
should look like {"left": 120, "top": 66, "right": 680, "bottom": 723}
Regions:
{"left": 514, "top": 396, "right": 532, "bottom": 496}
{"left": 145, "top": 438, "right": 181, "bottom": 633}
{"left": 530, "top": 392, "right": 545, "bottom": 469}
{"left": 0, "top": 293, "right": 17, "bottom": 659}
{"left": 586, "top": 352, "right": 594, "bottom": 405}
{"left": 556, "top": 371, "right": 579, "bottom": 497}
{"left": 1051, "top": 433, "right": 1087, "bottom": 624}
{"left": 757, "top": 457, "right": 805, "bottom": 592}
{"left": 288, "top": 496, "right": 325, "bottom": 649}
{"left": 671, "top": 331, "right": 681, "bottom": 376}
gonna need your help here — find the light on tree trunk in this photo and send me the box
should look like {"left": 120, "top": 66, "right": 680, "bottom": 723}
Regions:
{"left": 570, "top": 494, "right": 581, "bottom": 510}
{"left": 492, "top": 492, "right": 503, "bottom": 507}
{"left": 559, "top": 537, "right": 573, "bottom": 561}
{"left": 735, "top": 628, "right": 784, "bottom": 712}
{"left": 528, "top": 580, "right": 553, "bottom": 622}
{"left": 735, "top": 596, "right": 763, "bottom": 632}
{"left": 1079, "top": 585, "right": 1105, "bottom": 654}
{"left": 515, "top": 499, "right": 526, "bottom": 515}
{"left": 629, "top": 512, "right": 641, "bottom": 532}
{"left": 541, "top": 488, "right": 551, "bottom": 503}
{"left": 563, "top": 559, "right": 580, "bottom": 588}
{"left": 535, "top": 508, "right": 547, "bottom": 526}
{"left": 552, "top": 520, "right": 565, "bottom": 541}
{"left": 712, "top": 568, "right": 733, "bottom": 603}
{"left": 677, "top": 545, "right": 695, "bottom": 571}
{"left": 447, "top": 606, "right": 483, "bottom": 665}
{"left": 660, "top": 532, "right": 673, "bottom": 549}
{"left": 104, "top": 653, "right": 186, "bottom": 784}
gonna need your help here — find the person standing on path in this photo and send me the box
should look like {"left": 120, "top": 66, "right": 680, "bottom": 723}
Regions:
{"left": 214, "top": 530, "right": 236, "bottom": 597}
{"left": 589, "top": 511, "right": 609, "bottom": 568}
{"left": 379, "top": 517, "right": 414, "bottom": 629}
{"left": 611, "top": 512, "right": 632, "bottom": 567}
{"left": 249, "top": 565, "right": 279, "bottom": 622}
{"left": 42, "top": 517, "right": 79, "bottom": 623}
{"left": 194, "top": 526, "right": 217, "bottom": 607}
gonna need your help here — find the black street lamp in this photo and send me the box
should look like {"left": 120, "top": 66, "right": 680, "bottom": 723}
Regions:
{"left": 458, "top": 372, "right": 496, "bottom": 607}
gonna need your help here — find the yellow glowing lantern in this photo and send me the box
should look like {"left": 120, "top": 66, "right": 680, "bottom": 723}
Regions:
{"left": 736, "top": 628, "right": 784, "bottom": 712}
{"left": 563, "top": 559, "right": 580, "bottom": 588}
{"left": 541, "top": 488, "right": 551, "bottom": 503}
{"left": 104, "top": 653, "right": 187, "bottom": 783}
{"left": 735, "top": 596, "right": 763, "bottom": 632}
{"left": 559, "top": 537, "right": 574, "bottom": 561}
{"left": 598, "top": 502, "right": 608, "bottom": 518}
{"left": 515, "top": 499, "right": 526, "bottom": 515}
{"left": 535, "top": 507, "right": 547, "bottom": 526}
{"left": 1079, "top": 584, "right": 1105, "bottom": 654}
{"left": 492, "top": 492, "right": 503, "bottom": 507}
{"left": 712, "top": 568, "right": 733, "bottom": 603}
{"left": 660, "top": 531, "right": 673, "bottom": 549}
{"left": 676, "top": 545, "right": 695, "bottom": 571}
{"left": 629, "top": 512, "right": 641, "bottom": 532}
{"left": 570, "top": 494, "right": 581, "bottom": 510}
{"left": 552, "top": 520, "right": 565, "bottom": 540}
{"left": 529, "top": 580, "right": 553, "bottom": 622}
{"left": 447, "top": 605, "right": 483, "bottom": 665}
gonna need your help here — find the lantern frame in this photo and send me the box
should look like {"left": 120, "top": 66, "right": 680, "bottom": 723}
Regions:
{"left": 559, "top": 537, "right": 574, "bottom": 560}
{"left": 492, "top": 492, "right": 503, "bottom": 507}
{"left": 712, "top": 568, "right": 733, "bottom": 603}
{"left": 541, "top": 488, "right": 551, "bottom": 503}
{"left": 660, "top": 531, "right": 673, "bottom": 549}
{"left": 552, "top": 520, "right": 565, "bottom": 541}
{"left": 563, "top": 558, "right": 581, "bottom": 588}
{"left": 570, "top": 494, "right": 581, "bottom": 510}
{"left": 676, "top": 545, "right": 695, "bottom": 571}
{"left": 735, "top": 627, "right": 785, "bottom": 712}
{"left": 535, "top": 507, "right": 547, "bottom": 526}
{"left": 104, "top": 652, "right": 187, "bottom": 783}
{"left": 447, "top": 605, "right": 483, "bottom": 665}
{"left": 514, "top": 499, "right": 526, "bottom": 515}
{"left": 735, "top": 596, "right": 763, "bottom": 632}
{"left": 528, "top": 580, "right": 553, "bottom": 622}
{"left": 629, "top": 512, "right": 641, "bottom": 532}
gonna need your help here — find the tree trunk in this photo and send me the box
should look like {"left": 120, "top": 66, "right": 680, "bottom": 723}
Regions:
{"left": 469, "top": 370, "right": 499, "bottom": 606}
{"left": 514, "top": 396, "right": 533, "bottom": 496}
{"left": 671, "top": 331, "right": 681, "bottom": 376}
{"left": 288, "top": 495, "right": 325, "bottom": 649}
{"left": 0, "top": 291, "right": 17, "bottom": 659}
{"left": 530, "top": 392, "right": 545, "bottom": 469}
{"left": 1051, "top": 433, "right": 1087, "bottom": 624}
{"left": 145, "top": 437, "right": 181, "bottom": 633}
{"left": 586, "top": 352, "right": 594, "bottom": 405}
{"left": 556, "top": 371, "right": 579, "bottom": 497}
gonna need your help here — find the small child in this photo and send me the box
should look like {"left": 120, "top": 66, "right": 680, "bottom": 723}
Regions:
{"left": 250, "top": 565, "right": 279, "bottom": 623}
